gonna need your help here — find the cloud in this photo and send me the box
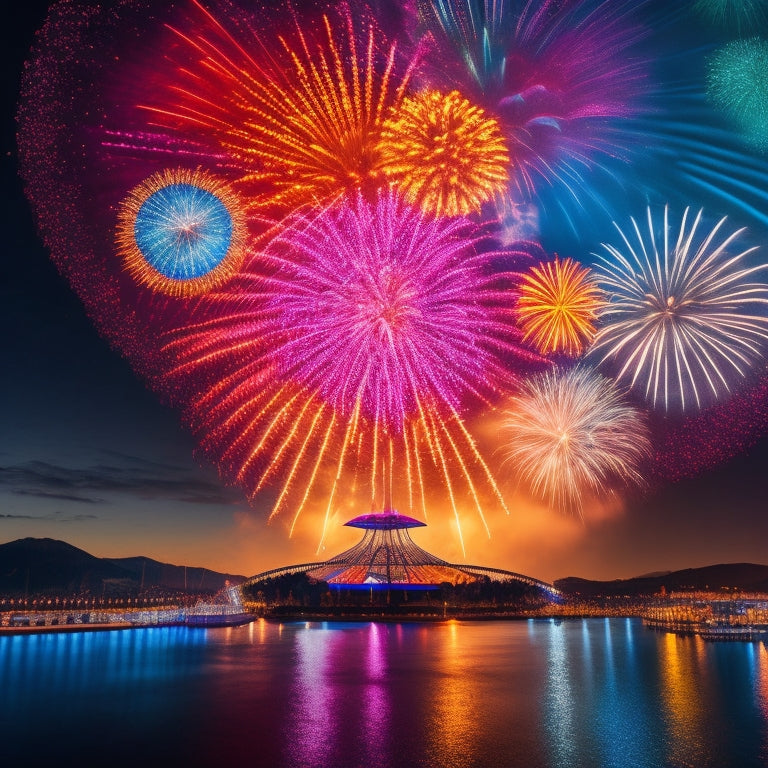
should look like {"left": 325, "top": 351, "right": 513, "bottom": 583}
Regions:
{"left": 0, "top": 511, "right": 98, "bottom": 522}
{"left": 0, "top": 457, "right": 239, "bottom": 506}
{"left": 13, "top": 489, "right": 103, "bottom": 504}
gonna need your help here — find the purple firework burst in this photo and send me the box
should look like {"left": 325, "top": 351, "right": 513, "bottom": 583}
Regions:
{"left": 261, "top": 191, "right": 538, "bottom": 426}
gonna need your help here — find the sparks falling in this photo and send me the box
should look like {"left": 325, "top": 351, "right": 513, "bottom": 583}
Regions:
{"left": 165, "top": 191, "right": 542, "bottom": 550}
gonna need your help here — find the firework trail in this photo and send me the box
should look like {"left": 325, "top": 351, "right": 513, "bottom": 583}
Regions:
{"left": 502, "top": 366, "right": 651, "bottom": 513}
{"left": 166, "top": 191, "right": 544, "bottom": 549}
{"left": 129, "top": 0, "right": 420, "bottom": 215}
{"left": 591, "top": 206, "right": 768, "bottom": 411}
{"left": 516, "top": 256, "right": 603, "bottom": 357}
{"left": 413, "top": 0, "right": 648, "bottom": 220}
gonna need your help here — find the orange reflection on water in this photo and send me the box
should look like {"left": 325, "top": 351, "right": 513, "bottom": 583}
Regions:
{"left": 424, "top": 621, "right": 480, "bottom": 767}
{"left": 659, "top": 632, "right": 714, "bottom": 766}
{"left": 754, "top": 643, "right": 768, "bottom": 718}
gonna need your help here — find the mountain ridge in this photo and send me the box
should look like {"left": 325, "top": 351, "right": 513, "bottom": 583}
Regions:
{"left": 554, "top": 563, "right": 768, "bottom": 597}
{"left": 0, "top": 537, "right": 246, "bottom": 595}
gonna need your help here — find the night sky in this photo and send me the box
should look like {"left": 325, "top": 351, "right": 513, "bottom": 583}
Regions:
{"left": 3, "top": 0, "right": 768, "bottom": 584}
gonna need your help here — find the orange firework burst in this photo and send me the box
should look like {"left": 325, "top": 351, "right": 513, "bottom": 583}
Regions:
{"left": 375, "top": 90, "right": 510, "bottom": 217}
{"left": 516, "top": 256, "right": 603, "bottom": 356}
{"left": 138, "top": 2, "right": 416, "bottom": 214}
{"left": 115, "top": 168, "right": 246, "bottom": 298}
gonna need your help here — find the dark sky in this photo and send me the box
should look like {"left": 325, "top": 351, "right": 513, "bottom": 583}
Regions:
{"left": 2, "top": 0, "right": 768, "bottom": 583}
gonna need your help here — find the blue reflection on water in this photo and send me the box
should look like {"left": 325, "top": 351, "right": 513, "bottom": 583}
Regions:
{"left": 1, "top": 619, "right": 767, "bottom": 768}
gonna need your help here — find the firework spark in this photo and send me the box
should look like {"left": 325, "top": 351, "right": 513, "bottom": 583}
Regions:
{"left": 516, "top": 256, "right": 603, "bottom": 357}
{"left": 693, "top": 0, "right": 768, "bottom": 33}
{"left": 166, "top": 191, "right": 542, "bottom": 550}
{"left": 591, "top": 206, "right": 768, "bottom": 411}
{"left": 375, "top": 89, "right": 510, "bottom": 217}
{"left": 708, "top": 38, "right": 768, "bottom": 152}
{"left": 116, "top": 168, "right": 246, "bottom": 297}
{"left": 414, "top": 0, "right": 647, "bottom": 208}
{"left": 135, "top": 1, "right": 417, "bottom": 214}
{"left": 502, "top": 366, "right": 650, "bottom": 513}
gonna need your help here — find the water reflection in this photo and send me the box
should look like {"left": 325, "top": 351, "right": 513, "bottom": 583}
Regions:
{"left": 2, "top": 620, "right": 768, "bottom": 768}
{"left": 288, "top": 624, "right": 340, "bottom": 766}
{"left": 658, "top": 632, "right": 716, "bottom": 766}
{"left": 752, "top": 643, "right": 768, "bottom": 764}
{"left": 362, "top": 623, "right": 390, "bottom": 767}
{"left": 543, "top": 621, "right": 578, "bottom": 767}
{"left": 285, "top": 622, "right": 393, "bottom": 768}
{"left": 425, "top": 621, "right": 481, "bottom": 767}
{"left": 0, "top": 626, "right": 205, "bottom": 713}
{"left": 540, "top": 618, "right": 667, "bottom": 768}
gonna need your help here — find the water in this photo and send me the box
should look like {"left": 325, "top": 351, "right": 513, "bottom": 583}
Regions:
{"left": 1, "top": 618, "right": 767, "bottom": 768}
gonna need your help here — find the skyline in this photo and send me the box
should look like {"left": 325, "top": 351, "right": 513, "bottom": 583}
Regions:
{"left": 3, "top": 0, "right": 768, "bottom": 584}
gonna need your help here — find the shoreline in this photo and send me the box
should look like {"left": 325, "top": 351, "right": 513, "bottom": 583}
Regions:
{"left": 0, "top": 622, "right": 135, "bottom": 636}
{"left": 0, "top": 613, "right": 598, "bottom": 636}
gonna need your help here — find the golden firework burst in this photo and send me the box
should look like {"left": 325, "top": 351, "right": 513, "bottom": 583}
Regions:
{"left": 516, "top": 256, "right": 603, "bottom": 356}
{"left": 375, "top": 90, "right": 510, "bottom": 217}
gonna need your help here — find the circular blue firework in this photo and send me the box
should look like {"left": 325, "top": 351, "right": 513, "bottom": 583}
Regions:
{"left": 117, "top": 168, "right": 245, "bottom": 297}
{"left": 134, "top": 183, "right": 233, "bottom": 280}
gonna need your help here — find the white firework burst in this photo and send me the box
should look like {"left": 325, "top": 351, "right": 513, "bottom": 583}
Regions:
{"left": 591, "top": 206, "right": 768, "bottom": 411}
{"left": 502, "top": 366, "right": 650, "bottom": 513}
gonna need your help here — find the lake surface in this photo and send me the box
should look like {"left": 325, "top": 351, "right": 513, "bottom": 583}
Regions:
{"left": 1, "top": 618, "right": 767, "bottom": 767}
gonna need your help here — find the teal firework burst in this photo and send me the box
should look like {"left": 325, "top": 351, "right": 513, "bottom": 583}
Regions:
{"left": 708, "top": 38, "right": 768, "bottom": 151}
{"left": 693, "top": 0, "right": 768, "bottom": 34}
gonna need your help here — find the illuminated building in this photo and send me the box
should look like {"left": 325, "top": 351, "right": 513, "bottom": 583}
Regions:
{"left": 246, "top": 510, "right": 558, "bottom": 595}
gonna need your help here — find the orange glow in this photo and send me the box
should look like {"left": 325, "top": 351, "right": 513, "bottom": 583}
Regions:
{"left": 142, "top": 3, "right": 415, "bottom": 213}
{"left": 375, "top": 90, "right": 510, "bottom": 217}
{"left": 516, "top": 256, "right": 603, "bottom": 356}
{"left": 167, "top": 332, "right": 515, "bottom": 550}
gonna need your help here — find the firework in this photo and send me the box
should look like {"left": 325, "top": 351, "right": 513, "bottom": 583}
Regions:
{"left": 516, "top": 256, "right": 603, "bottom": 357}
{"left": 116, "top": 168, "right": 246, "bottom": 297}
{"left": 135, "top": 1, "right": 417, "bottom": 214}
{"left": 414, "top": 0, "right": 647, "bottom": 208}
{"left": 693, "top": 0, "right": 768, "bottom": 33}
{"left": 708, "top": 38, "right": 768, "bottom": 152}
{"left": 167, "top": 191, "right": 542, "bottom": 550}
{"left": 375, "top": 89, "right": 510, "bottom": 217}
{"left": 625, "top": 87, "right": 768, "bottom": 232}
{"left": 502, "top": 366, "right": 650, "bottom": 512}
{"left": 591, "top": 206, "right": 768, "bottom": 411}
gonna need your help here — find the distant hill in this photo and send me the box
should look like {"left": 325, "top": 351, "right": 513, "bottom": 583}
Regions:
{"left": 0, "top": 538, "right": 246, "bottom": 596}
{"left": 107, "top": 555, "right": 242, "bottom": 593}
{"left": 555, "top": 563, "right": 768, "bottom": 598}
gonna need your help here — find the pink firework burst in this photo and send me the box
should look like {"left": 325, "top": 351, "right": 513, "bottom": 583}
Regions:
{"left": 263, "top": 192, "right": 522, "bottom": 424}
{"left": 167, "top": 191, "right": 543, "bottom": 548}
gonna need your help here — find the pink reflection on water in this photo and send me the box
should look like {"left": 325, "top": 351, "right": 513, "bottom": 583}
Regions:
{"left": 290, "top": 625, "right": 340, "bottom": 766}
{"left": 363, "top": 623, "right": 390, "bottom": 765}
{"left": 286, "top": 623, "right": 392, "bottom": 768}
